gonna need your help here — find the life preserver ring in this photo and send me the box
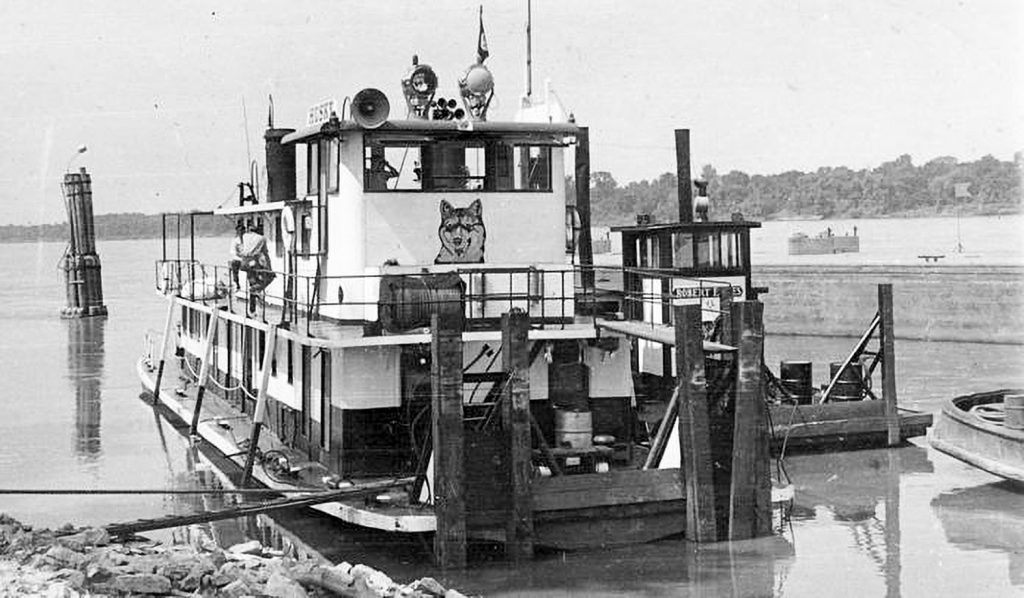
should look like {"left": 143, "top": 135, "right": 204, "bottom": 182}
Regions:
{"left": 281, "top": 205, "right": 296, "bottom": 251}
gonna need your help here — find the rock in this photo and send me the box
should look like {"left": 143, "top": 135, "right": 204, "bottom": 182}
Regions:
{"left": 410, "top": 577, "right": 448, "bottom": 597}
{"left": 56, "top": 528, "right": 110, "bottom": 551}
{"left": 227, "top": 539, "right": 263, "bottom": 556}
{"left": 219, "top": 578, "right": 254, "bottom": 598}
{"left": 114, "top": 573, "right": 172, "bottom": 595}
{"left": 206, "top": 569, "right": 235, "bottom": 588}
{"left": 265, "top": 571, "right": 309, "bottom": 598}
{"left": 50, "top": 568, "right": 85, "bottom": 590}
{"left": 444, "top": 590, "right": 469, "bottom": 598}
{"left": 42, "top": 581, "right": 77, "bottom": 598}
{"left": 155, "top": 550, "right": 204, "bottom": 581}
{"left": 351, "top": 564, "right": 396, "bottom": 598}
{"left": 43, "top": 546, "right": 85, "bottom": 569}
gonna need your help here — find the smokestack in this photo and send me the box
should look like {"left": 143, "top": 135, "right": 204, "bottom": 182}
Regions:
{"left": 675, "top": 129, "right": 692, "bottom": 223}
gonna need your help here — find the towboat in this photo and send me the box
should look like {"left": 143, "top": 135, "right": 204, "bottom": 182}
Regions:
{"left": 930, "top": 389, "right": 1024, "bottom": 484}
{"left": 137, "top": 30, "right": 925, "bottom": 557}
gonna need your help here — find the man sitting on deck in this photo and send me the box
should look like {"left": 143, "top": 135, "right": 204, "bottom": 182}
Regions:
{"left": 233, "top": 222, "right": 275, "bottom": 293}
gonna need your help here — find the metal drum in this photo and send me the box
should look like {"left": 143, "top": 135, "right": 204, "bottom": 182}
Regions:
{"left": 779, "top": 361, "right": 813, "bottom": 404}
{"left": 1005, "top": 393, "right": 1024, "bottom": 430}
{"left": 554, "top": 409, "right": 593, "bottom": 449}
{"left": 829, "top": 362, "right": 865, "bottom": 402}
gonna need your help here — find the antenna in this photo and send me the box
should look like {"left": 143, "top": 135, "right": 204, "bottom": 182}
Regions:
{"left": 241, "top": 96, "right": 253, "bottom": 169}
{"left": 525, "top": 0, "right": 533, "bottom": 99}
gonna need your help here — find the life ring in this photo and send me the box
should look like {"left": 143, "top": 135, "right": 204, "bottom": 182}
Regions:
{"left": 281, "top": 205, "right": 296, "bottom": 250}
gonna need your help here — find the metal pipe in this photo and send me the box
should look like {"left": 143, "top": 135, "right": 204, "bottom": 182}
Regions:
{"left": 242, "top": 325, "right": 279, "bottom": 486}
{"left": 190, "top": 310, "right": 220, "bottom": 435}
{"left": 153, "top": 297, "right": 178, "bottom": 404}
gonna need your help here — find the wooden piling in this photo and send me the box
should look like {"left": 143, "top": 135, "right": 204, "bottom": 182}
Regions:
{"left": 716, "top": 285, "right": 733, "bottom": 343}
{"left": 728, "top": 300, "right": 771, "bottom": 540}
{"left": 190, "top": 310, "right": 220, "bottom": 435}
{"left": 575, "top": 127, "right": 595, "bottom": 291}
{"left": 60, "top": 168, "right": 106, "bottom": 317}
{"left": 431, "top": 313, "right": 466, "bottom": 569}
{"left": 674, "top": 303, "right": 717, "bottom": 542}
{"left": 501, "top": 309, "right": 534, "bottom": 561}
{"left": 242, "top": 325, "right": 278, "bottom": 486}
{"left": 878, "top": 284, "right": 900, "bottom": 446}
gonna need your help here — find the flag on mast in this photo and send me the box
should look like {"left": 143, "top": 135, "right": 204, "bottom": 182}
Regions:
{"left": 477, "top": 5, "right": 489, "bottom": 63}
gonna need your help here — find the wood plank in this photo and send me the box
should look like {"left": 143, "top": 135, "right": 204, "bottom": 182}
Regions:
{"left": 728, "top": 300, "right": 770, "bottom": 540}
{"left": 430, "top": 313, "right": 466, "bottom": 569}
{"left": 533, "top": 468, "right": 684, "bottom": 512}
{"left": 501, "top": 309, "right": 533, "bottom": 560}
{"left": 878, "top": 284, "right": 900, "bottom": 446}
{"left": 533, "top": 500, "right": 687, "bottom": 550}
{"left": 675, "top": 304, "right": 717, "bottom": 542}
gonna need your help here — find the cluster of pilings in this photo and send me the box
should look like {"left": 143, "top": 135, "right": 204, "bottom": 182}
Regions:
{"left": 60, "top": 168, "right": 107, "bottom": 318}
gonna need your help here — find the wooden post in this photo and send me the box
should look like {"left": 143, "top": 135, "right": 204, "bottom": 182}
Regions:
{"left": 501, "top": 309, "right": 534, "bottom": 561}
{"left": 190, "top": 310, "right": 220, "bottom": 435}
{"left": 431, "top": 313, "right": 466, "bottom": 569}
{"left": 242, "top": 325, "right": 278, "bottom": 486}
{"left": 674, "top": 303, "right": 717, "bottom": 542}
{"left": 878, "top": 284, "right": 900, "bottom": 446}
{"left": 153, "top": 297, "right": 177, "bottom": 404}
{"left": 575, "top": 127, "right": 595, "bottom": 291}
{"left": 728, "top": 300, "right": 771, "bottom": 540}
{"left": 716, "top": 285, "right": 733, "bottom": 344}
{"left": 675, "top": 129, "right": 693, "bottom": 223}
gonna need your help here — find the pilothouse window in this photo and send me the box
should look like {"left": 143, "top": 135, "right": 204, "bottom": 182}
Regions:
{"left": 364, "top": 135, "right": 552, "bottom": 192}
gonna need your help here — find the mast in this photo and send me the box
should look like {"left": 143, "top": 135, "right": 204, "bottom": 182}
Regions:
{"left": 525, "top": 0, "right": 532, "bottom": 101}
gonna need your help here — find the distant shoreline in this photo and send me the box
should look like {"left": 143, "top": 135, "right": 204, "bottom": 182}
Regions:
{"left": 2, "top": 209, "right": 1018, "bottom": 245}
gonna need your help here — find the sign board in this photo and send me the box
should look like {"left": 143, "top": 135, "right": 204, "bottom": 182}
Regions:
{"left": 671, "top": 275, "right": 746, "bottom": 322}
{"left": 307, "top": 98, "right": 337, "bottom": 127}
{"left": 954, "top": 183, "right": 972, "bottom": 199}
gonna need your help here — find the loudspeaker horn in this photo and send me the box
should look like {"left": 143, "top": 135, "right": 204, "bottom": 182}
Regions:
{"left": 352, "top": 88, "right": 390, "bottom": 129}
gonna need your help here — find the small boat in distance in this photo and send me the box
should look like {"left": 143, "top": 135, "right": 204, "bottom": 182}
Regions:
{"left": 930, "top": 389, "right": 1024, "bottom": 484}
{"left": 788, "top": 227, "right": 859, "bottom": 255}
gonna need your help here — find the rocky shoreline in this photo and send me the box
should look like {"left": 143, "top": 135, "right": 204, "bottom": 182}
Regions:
{"left": 0, "top": 514, "right": 469, "bottom": 597}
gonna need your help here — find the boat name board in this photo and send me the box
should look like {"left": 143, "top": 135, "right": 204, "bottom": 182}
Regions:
{"left": 307, "top": 98, "right": 338, "bottom": 127}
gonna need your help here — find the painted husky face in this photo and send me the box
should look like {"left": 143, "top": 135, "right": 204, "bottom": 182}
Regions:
{"left": 435, "top": 199, "right": 486, "bottom": 264}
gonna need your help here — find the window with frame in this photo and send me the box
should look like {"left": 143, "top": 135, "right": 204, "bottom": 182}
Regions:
{"left": 304, "top": 138, "right": 340, "bottom": 196}
{"left": 363, "top": 135, "right": 553, "bottom": 192}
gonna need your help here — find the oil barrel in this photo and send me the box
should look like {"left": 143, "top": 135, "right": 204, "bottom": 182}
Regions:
{"left": 779, "top": 361, "right": 813, "bottom": 404}
{"left": 829, "top": 362, "right": 865, "bottom": 401}
{"left": 554, "top": 409, "right": 593, "bottom": 449}
{"left": 1005, "top": 393, "right": 1024, "bottom": 430}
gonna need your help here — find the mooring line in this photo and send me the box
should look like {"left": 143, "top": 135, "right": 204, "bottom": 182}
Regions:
{"left": 0, "top": 488, "right": 317, "bottom": 495}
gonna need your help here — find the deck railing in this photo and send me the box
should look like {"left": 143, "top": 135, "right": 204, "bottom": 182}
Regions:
{"left": 155, "top": 259, "right": 596, "bottom": 336}
{"left": 155, "top": 259, "right": 740, "bottom": 339}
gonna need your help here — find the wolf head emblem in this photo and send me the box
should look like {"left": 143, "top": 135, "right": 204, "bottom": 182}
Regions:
{"left": 435, "top": 199, "right": 486, "bottom": 264}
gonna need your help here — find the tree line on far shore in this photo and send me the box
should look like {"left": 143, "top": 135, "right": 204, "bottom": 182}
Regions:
{"left": 581, "top": 152, "right": 1022, "bottom": 226}
{"left": 2, "top": 152, "right": 1020, "bottom": 243}
{"left": 0, "top": 213, "right": 235, "bottom": 244}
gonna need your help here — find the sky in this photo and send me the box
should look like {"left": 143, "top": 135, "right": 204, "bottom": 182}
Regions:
{"left": 0, "top": 0, "right": 1020, "bottom": 225}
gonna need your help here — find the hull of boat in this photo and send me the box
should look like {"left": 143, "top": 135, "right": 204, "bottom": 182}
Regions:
{"left": 137, "top": 356, "right": 695, "bottom": 549}
{"left": 930, "top": 389, "right": 1024, "bottom": 484}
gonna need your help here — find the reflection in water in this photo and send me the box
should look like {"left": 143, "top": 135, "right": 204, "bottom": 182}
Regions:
{"left": 932, "top": 482, "right": 1024, "bottom": 586}
{"left": 67, "top": 317, "right": 105, "bottom": 459}
{"left": 787, "top": 446, "right": 932, "bottom": 598}
{"left": 154, "top": 418, "right": 326, "bottom": 562}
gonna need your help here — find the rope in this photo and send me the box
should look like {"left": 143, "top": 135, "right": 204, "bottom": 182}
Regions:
{"left": 0, "top": 488, "right": 316, "bottom": 496}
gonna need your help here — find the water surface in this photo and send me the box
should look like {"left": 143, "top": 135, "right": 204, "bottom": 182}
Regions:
{"left": 0, "top": 226, "right": 1021, "bottom": 596}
